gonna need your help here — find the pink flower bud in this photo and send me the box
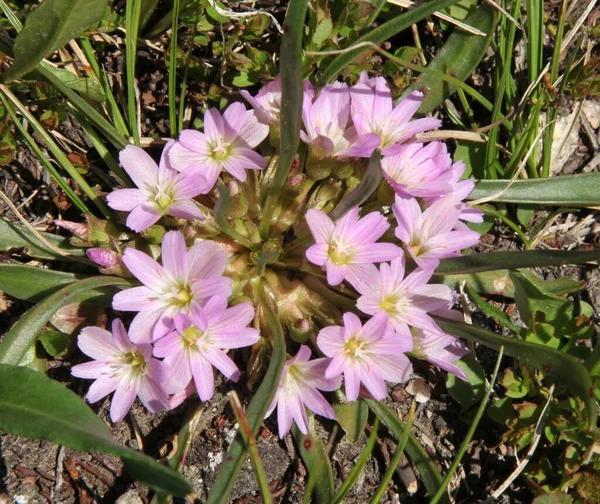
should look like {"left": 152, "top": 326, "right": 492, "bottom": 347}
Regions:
{"left": 54, "top": 219, "right": 89, "bottom": 240}
{"left": 86, "top": 247, "right": 120, "bottom": 268}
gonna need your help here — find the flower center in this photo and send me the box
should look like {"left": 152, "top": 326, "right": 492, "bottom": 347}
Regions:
{"left": 151, "top": 183, "right": 175, "bottom": 211}
{"left": 120, "top": 350, "right": 147, "bottom": 374}
{"left": 328, "top": 239, "right": 353, "bottom": 265}
{"left": 344, "top": 336, "right": 365, "bottom": 358}
{"left": 182, "top": 325, "right": 206, "bottom": 348}
{"left": 171, "top": 284, "right": 193, "bottom": 307}
{"left": 380, "top": 293, "right": 411, "bottom": 318}
{"left": 210, "top": 140, "right": 232, "bottom": 161}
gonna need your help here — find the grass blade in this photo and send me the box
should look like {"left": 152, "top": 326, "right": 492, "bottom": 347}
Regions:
{"left": 168, "top": 0, "right": 181, "bottom": 137}
{"left": 295, "top": 425, "right": 335, "bottom": 504}
{"left": 125, "top": 0, "right": 142, "bottom": 144}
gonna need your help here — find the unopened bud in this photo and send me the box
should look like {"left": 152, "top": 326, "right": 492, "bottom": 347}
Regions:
{"left": 54, "top": 220, "right": 89, "bottom": 240}
{"left": 141, "top": 224, "right": 166, "bottom": 244}
{"left": 306, "top": 154, "right": 333, "bottom": 180}
{"left": 289, "top": 318, "right": 313, "bottom": 343}
{"left": 87, "top": 247, "right": 120, "bottom": 269}
{"left": 333, "top": 162, "right": 354, "bottom": 180}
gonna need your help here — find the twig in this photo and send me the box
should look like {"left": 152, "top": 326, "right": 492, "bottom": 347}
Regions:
{"left": 0, "top": 188, "right": 94, "bottom": 265}
{"left": 487, "top": 385, "right": 555, "bottom": 501}
{"left": 53, "top": 446, "right": 65, "bottom": 501}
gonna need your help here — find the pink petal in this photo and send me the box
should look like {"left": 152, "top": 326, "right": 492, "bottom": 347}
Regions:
{"left": 77, "top": 326, "right": 116, "bottom": 360}
{"left": 301, "top": 386, "right": 336, "bottom": 419}
{"left": 112, "top": 286, "right": 161, "bottom": 312}
{"left": 119, "top": 145, "right": 158, "bottom": 189}
{"left": 345, "top": 263, "right": 380, "bottom": 293}
{"left": 317, "top": 326, "right": 344, "bottom": 357}
{"left": 305, "top": 209, "right": 335, "bottom": 244}
{"left": 122, "top": 248, "right": 168, "bottom": 291}
{"left": 111, "top": 319, "right": 132, "bottom": 351}
{"left": 190, "top": 353, "right": 215, "bottom": 401}
{"left": 178, "top": 129, "right": 210, "bottom": 153}
{"left": 387, "top": 90, "right": 424, "bottom": 124}
{"left": 344, "top": 365, "right": 361, "bottom": 401}
{"left": 106, "top": 189, "right": 147, "bottom": 211}
{"left": 188, "top": 241, "right": 229, "bottom": 279}
{"left": 128, "top": 309, "right": 164, "bottom": 343}
{"left": 359, "top": 365, "right": 387, "bottom": 400}
{"left": 237, "top": 110, "right": 269, "bottom": 148}
{"left": 168, "top": 200, "right": 205, "bottom": 221}
{"left": 138, "top": 377, "right": 168, "bottom": 413}
{"left": 223, "top": 102, "right": 247, "bottom": 139}
{"left": 86, "top": 374, "right": 119, "bottom": 403}
{"left": 168, "top": 141, "right": 204, "bottom": 172}
{"left": 352, "top": 243, "right": 402, "bottom": 264}
{"left": 203, "top": 108, "right": 225, "bottom": 144}
{"left": 210, "top": 301, "right": 254, "bottom": 332}
{"left": 338, "top": 133, "right": 380, "bottom": 158}
{"left": 277, "top": 394, "right": 294, "bottom": 438}
{"left": 174, "top": 168, "right": 211, "bottom": 198}
{"left": 204, "top": 347, "right": 240, "bottom": 381}
{"left": 71, "top": 360, "right": 108, "bottom": 379}
{"left": 326, "top": 262, "right": 347, "bottom": 286}
{"left": 110, "top": 377, "right": 140, "bottom": 422}
{"left": 305, "top": 243, "right": 328, "bottom": 266}
{"left": 125, "top": 204, "right": 162, "bottom": 232}
{"left": 161, "top": 231, "right": 188, "bottom": 281}
{"left": 393, "top": 196, "right": 421, "bottom": 244}
{"left": 288, "top": 392, "right": 310, "bottom": 435}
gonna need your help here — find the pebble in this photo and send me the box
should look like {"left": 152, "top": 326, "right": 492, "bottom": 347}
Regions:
{"left": 405, "top": 378, "right": 431, "bottom": 404}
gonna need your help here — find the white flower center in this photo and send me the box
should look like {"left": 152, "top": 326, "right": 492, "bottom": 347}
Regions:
{"left": 327, "top": 238, "right": 354, "bottom": 265}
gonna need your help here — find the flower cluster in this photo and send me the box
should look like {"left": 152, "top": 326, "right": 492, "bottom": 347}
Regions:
{"left": 72, "top": 72, "right": 480, "bottom": 436}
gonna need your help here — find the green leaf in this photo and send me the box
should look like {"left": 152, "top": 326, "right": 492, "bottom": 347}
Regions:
{"left": 0, "top": 364, "right": 192, "bottom": 497}
{"left": 0, "top": 219, "right": 86, "bottom": 260}
{"left": 453, "top": 141, "right": 485, "bottom": 179}
{"left": 510, "top": 271, "right": 572, "bottom": 329}
{"left": 333, "top": 397, "right": 369, "bottom": 443}
{"left": 206, "top": 281, "right": 286, "bottom": 504}
{"left": 487, "top": 397, "right": 515, "bottom": 425}
{"left": 0, "top": 264, "right": 90, "bottom": 301}
{"left": 469, "top": 173, "right": 600, "bottom": 206}
{"left": 293, "top": 426, "right": 335, "bottom": 504}
{"left": 0, "top": 276, "right": 131, "bottom": 365}
{"left": 446, "top": 354, "right": 486, "bottom": 411}
{"left": 3, "top": 0, "right": 109, "bottom": 82}
{"left": 411, "top": 3, "right": 497, "bottom": 114}
{"left": 532, "top": 495, "right": 573, "bottom": 504}
{"left": 38, "top": 330, "right": 70, "bottom": 357}
{"left": 366, "top": 400, "right": 449, "bottom": 504}
{"left": 44, "top": 66, "right": 106, "bottom": 101}
{"left": 435, "top": 249, "right": 600, "bottom": 275}
{"left": 433, "top": 316, "right": 598, "bottom": 431}
{"left": 317, "top": 0, "right": 463, "bottom": 86}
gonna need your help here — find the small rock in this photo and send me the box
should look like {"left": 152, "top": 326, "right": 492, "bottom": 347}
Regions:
{"left": 115, "top": 490, "right": 143, "bottom": 504}
{"left": 405, "top": 378, "right": 431, "bottom": 404}
{"left": 583, "top": 100, "right": 600, "bottom": 129}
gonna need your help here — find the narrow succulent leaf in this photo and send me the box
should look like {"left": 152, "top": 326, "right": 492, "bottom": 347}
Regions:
{"left": 410, "top": 3, "right": 498, "bottom": 114}
{"left": 2, "top": 0, "right": 109, "bottom": 82}
{"left": 0, "top": 276, "right": 132, "bottom": 365}
{"left": 206, "top": 281, "right": 286, "bottom": 504}
{"left": 317, "top": 0, "right": 463, "bottom": 86}
{"left": 333, "top": 397, "right": 369, "bottom": 443}
{"left": 0, "top": 265, "right": 91, "bottom": 301}
{"left": 469, "top": 174, "right": 600, "bottom": 206}
{"left": 0, "top": 219, "right": 86, "bottom": 260}
{"left": 294, "top": 425, "right": 335, "bottom": 504}
{"left": 330, "top": 417, "right": 380, "bottom": 504}
{"left": 0, "top": 364, "right": 192, "bottom": 497}
{"left": 330, "top": 150, "right": 382, "bottom": 220}
{"left": 433, "top": 316, "right": 598, "bottom": 431}
{"left": 435, "top": 249, "right": 600, "bottom": 275}
{"left": 259, "top": 0, "right": 307, "bottom": 238}
{"left": 366, "top": 399, "right": 448, "bottom": 503}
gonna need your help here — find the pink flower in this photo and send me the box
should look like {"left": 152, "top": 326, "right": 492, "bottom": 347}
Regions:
{"left": 350, "top": 72, "right": 440, "bottom": 156}
{"left": 265, "top": 345, "right": 341, "bottom": 438}
{"left": 317, "top": 312, "right": 413, "bottom": 401}
{"left": 355, "top": 255, "right": 453, "bottom": 335}
{"left": 112, "top": 231, "right": 232, "bottom": 342}
{"left": 393, "top": 195, "right": 480, "bottom": 269}
{"left": 300, "top": 82, "right": 380, "bottom": 159}
{"left": 153, "top": 296, "right": 259, "bottom": 401}
{"left": 168, "top": 102, "right": 269, "bottom": 188}
{"left": 411, "top": 310, "right": 469, "bottom": 380}
{"left": 381, "top": 142, "right": 454, "bottom": 199}
{"left": 305, "top": 207, "right": 401, "bottom": 287}
{"left": 241, "top": 76, "right": 315, "bottom": 129}
{"left": 106, "top": 144, "right": 209, "bottom": 233}
{"left": 71, "top": 319, "right": 169, "bottom": 422}
{"left": 424, "top": 160, "right": 483, "bottom": 223}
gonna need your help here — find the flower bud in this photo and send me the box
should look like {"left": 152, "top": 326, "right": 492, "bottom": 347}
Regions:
{"left": 289, "top": 318, "right": 313, "bottom": 343}
{"left": 306, "top": 154, "right": 333, "bottom": 180}
{"left": 87, "top": 247, "right": 120, "bottom": 269}
{"left": 54, "top": 219, "right": 89, "bottom": 240}
{"left": 227, "top": 180, "right": 248, "bottom": 219}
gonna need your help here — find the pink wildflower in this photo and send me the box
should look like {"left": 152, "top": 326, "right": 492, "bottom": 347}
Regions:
{"left": 106, "top": 143, "right": 209, "bottom": 233}
{"left": 393, "top": 195, "right": 480, "bottom": 269}
{"left": 168, "top": 102, "right": 269, "bottom": 188}
{"left": 300, "top": 82, "right": 380, "bottom": 159}
{"left": 265, "top": 345, "right": 341, "bottom": 438}
{"left": 317, "top": 312, "right": 413, "bottom": 401}
{"left": 71, "top": 319, "right": 169, "bottom": 422}
{"left": 153, "top": 296, "right": 259, "bottom": 401}
{"left": 112, "top": 231, "right": 232, "bottom": 342}
{"left": 411, "top": 310, "right": 469, "bottom": 380}
{"left": 355, "top": 254, "right": 454, "bottom": 335}
{"left": 305, "top": 207, "right": 401, "bottom": 287}
{"left": 350, "top": 72, "right": 440, "bottom": 156}
{"left": 381, "top": 142, "right": 454, "bottom": 199}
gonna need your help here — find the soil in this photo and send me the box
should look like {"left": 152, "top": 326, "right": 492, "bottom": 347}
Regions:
{"left": 2, "top": 1, "right": 600, "bottom": 503}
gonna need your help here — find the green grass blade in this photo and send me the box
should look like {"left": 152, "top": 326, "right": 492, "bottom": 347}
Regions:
{"left": 259, "top": 0, "right": 307, "bottom": 239}
{"left": 316, "top": 0, "right": 463, "bottom": 86}
{"left": 366, "top": 399, "right": 448, "bottom": 503}
{"left": 295, "top": 426, "right": 335, "bottom": 504}
{"left": 330, "top": 416, "right": 380, "bottom": 504}
{"left": 205, "top": 280, "right": 286, "bottom": 504}
{"left": 435, "top": 249, "right": 600, "bottom": 275}
{"left": 125, "top": 0, "right": 142, "bottom": 144}
{"left": 168, "top": 0, "right": 181, "bottom": 137}
{"left": 469, "top": 173, "right": 600, "bottom": 206}
{"left": 0, "top": 276, "right": 131, "bottom": 365}
{"left": 0, "top": 84, "right": 114, "bottom": 218}
{"left": 429, "top": 347, "right": 504, "bottom": 504}
{"left": 433, "top": 316, "right": 598, "bottom": 431}
{"left": 369, "top": 403, "right": 414, "bottom": 504}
